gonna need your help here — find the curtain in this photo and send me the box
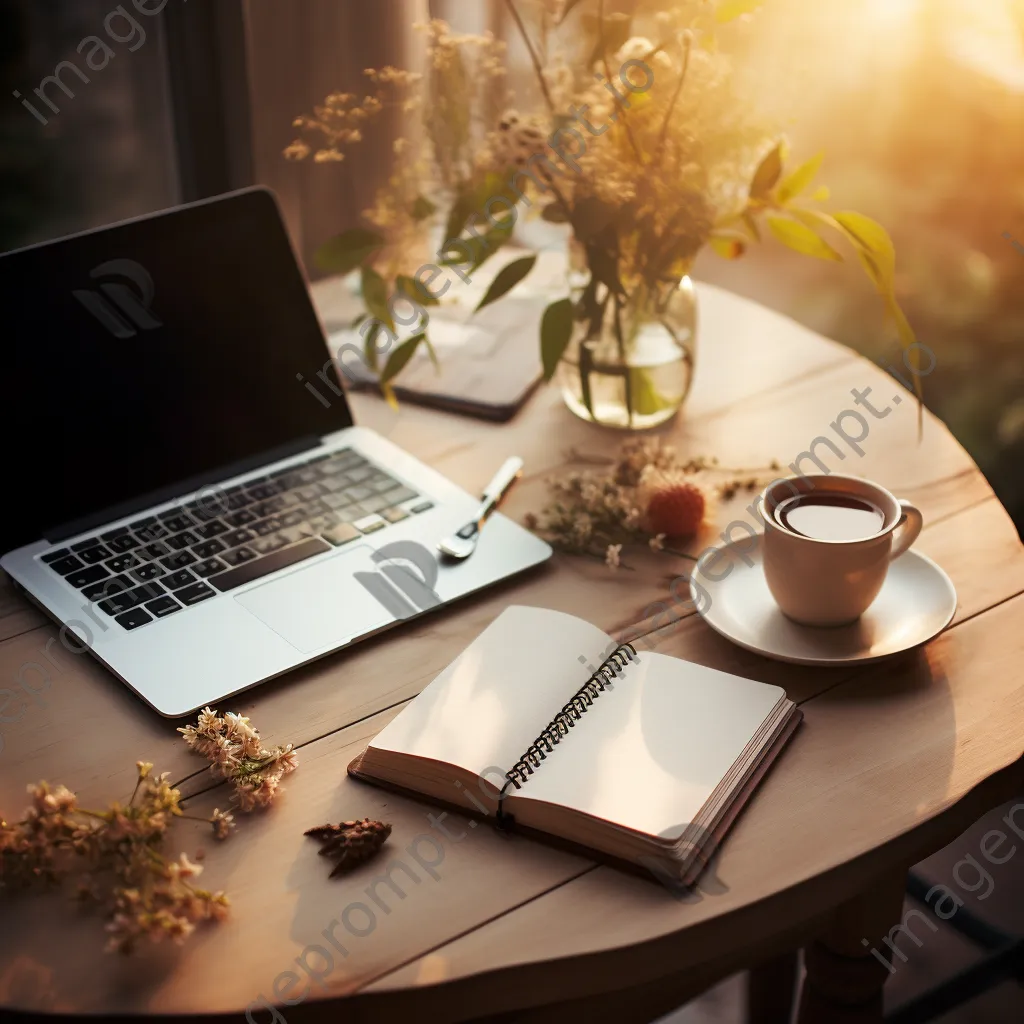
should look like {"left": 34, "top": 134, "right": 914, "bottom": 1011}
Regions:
{"left": 244, "top": 0, "right": 428, "bottom": 276}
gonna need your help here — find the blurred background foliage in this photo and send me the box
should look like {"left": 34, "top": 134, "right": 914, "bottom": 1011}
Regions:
{"left": 689, "top": 0, "right": 1024, "bottom": 530}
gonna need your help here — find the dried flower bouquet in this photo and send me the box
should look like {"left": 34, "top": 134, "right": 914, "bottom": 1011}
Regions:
{"left": 526, "top": 436, "right": 779, "bottom": 568}
{"left": 178, "top": 706, "right": 299, "bottom": 811}
{"left": 0, "top": 766, "right": 230, "bottom": 954}
{"left": 286, "top": 0, "right": 918, "bottom": 421}
{"left": 0, "top": 708, "right": 297, "bottom": 954}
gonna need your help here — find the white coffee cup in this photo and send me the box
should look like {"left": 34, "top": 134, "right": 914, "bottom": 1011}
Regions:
{"left": 760, "top": 474, "right": 923, "bottom": 627}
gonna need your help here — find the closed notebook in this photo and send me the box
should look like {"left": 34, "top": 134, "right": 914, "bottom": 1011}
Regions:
{"left": 348, "top": 606, "right": 801, "bottom": 884}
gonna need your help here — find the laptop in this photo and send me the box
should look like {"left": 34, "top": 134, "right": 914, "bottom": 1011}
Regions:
{"left": 0, "top": 187, "right": 552, "bottom": 717}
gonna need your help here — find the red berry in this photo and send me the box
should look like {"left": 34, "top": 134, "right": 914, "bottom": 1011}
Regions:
{"left": 644, "top": 480, "right": 707, "bottom": 538}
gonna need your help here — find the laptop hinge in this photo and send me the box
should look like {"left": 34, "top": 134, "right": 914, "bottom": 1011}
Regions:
{"left": 44, "top": 436, "right": 323, "bottom": 544}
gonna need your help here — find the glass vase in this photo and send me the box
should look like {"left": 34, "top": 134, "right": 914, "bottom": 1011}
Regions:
{"left": 557, "top": 273, "right": 697, "bottom": 430}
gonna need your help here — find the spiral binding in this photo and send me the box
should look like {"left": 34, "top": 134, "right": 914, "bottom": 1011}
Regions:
{"left": 495, "top": 642, "right": 637, "bottom": 827}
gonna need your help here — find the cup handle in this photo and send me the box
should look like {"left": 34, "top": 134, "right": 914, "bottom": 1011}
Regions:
{"left": 890, "top": 499, "right": 923, "bottom": 560}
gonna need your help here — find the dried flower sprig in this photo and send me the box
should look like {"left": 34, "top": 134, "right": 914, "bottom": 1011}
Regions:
{"left": 525, "top": 437, "right": 780, "bottom": 569}
{"left": 178, "top": 707, "right": 298, "bottom": 811}
{"left": 0, "top": 764, "right": 231, "bottom": 954}
{"left": 304, "top": 819, "right": 393, "bottom": 878}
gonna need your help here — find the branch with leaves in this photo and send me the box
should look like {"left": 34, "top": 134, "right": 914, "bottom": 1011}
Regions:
{"left": 711, "top": 140, "right": 922, "bottom": 419}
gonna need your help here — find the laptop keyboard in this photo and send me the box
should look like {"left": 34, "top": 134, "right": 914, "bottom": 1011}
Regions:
{"left": 40, "top": 448, "right": 434, "bottom": 632}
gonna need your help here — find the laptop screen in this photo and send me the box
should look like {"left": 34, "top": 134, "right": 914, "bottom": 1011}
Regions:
{"left": 0, "top": 188, "right": 354, "bottom": 552}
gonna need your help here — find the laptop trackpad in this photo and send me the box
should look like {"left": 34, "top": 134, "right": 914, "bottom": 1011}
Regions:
{"left": 235, "top": 545, "right": 395, "bottom": 653}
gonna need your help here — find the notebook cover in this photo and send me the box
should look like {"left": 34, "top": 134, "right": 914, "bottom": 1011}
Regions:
{"left": 334, "top": 312, "right": 542, "bottom": 422}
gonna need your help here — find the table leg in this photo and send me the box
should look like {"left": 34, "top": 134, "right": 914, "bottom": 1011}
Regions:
{"left": 797, "top": 870, "right": 908, "bottom": 1024}
{"left": 747, "top": 949, "right": 799, "bottom": 1024}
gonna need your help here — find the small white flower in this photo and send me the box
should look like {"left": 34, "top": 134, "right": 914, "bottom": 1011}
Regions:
{"left": 223, "top": 712, "right": 258, "bottom": 742}
{"left": 176, "top": 724, "right": 199, "bottom": 747}
{"left": 196, "top": 707, "right": 223, "bottom": 737}
{"left": 166, "top": 853, "right": 203, "bottom": 880}
{"left": 274, "top": 745, "right": 299, "bottom": 775}
{"left": 210, "top": 808, "right": 236, "bottom": 840}
{"left": 605, "top": 543, "right": 622, "bottom": 569}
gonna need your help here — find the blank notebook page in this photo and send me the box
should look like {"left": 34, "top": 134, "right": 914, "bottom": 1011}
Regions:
{"left": 368, "top": 606, "right": 615, "bottom": 782}
{"left": 514, "top": 653, "right": 785, "bottom": 839}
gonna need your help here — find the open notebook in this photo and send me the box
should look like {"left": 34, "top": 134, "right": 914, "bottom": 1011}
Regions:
{"left": 349, "top": 606, "right": 801, "bottom": 884}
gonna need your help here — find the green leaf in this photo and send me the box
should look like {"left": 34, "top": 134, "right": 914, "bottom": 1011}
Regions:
{"left": 796, "top": 208, "right": 891, "bottom": 293}
{"left": 788, "top": 206, "right": 841, "bottom": 235}
{"left": 360, "top": 266, "right": 394, "bottom": 331}
{"left": 422, "top": 333, "right": 440, "bottom": 372}
{"left": 468, "top": 226, "right": 512, "bottom": 272}
{"left": 540, "top": 298, "right": 574, "bottom": 382}
{"left": 396, "top": 274, "right": 439, "bottom": 308}
{"left": 475, "top": 255, "right": 537, "bottom": 313}
{"left": 792, "top": 209, "right": 921, "bottom": 421}
{"left": 410, "top": 195, "right": 436, "bottom": 222}
{"left": 750, "top": 142, "right": 786, "bottom": 200}
{"left": 473, "top": 169, "right": 520, "bottom": 217}
{"left": 444, "top": 188, "right": 476, "bottom": 246}
{"left": 716, "top": 0, "right": 764, "bottom": 23}
{"left": 766, "top": 213, "right": 843, "bottom": 262}
{"left": 440, "top": 229, "right": 511, "bottom": 274}
{"left": 482, "top": 227, "right": 514, "bottom": 269}
{"left": 381, "top": 381, "right": 399, "bottom": 411}
{"left": 833, "top": 212, "right": 897, "bottom": 289}
{"left": 362, "top": 321, "right": 382, "bottom": 372}
{"left": 313, "top": 228, "right": 384, "bottom": 275}
{"left": 439, "top": 168, "right": 522, "bottom": 276}
{"left": 380, "top": 331, "right": 425, "bottom": 385}
{"left": 629, "top": 368, "right": 675, "bottom": 416}
{"left": 777, "top": 152, "right": 824, "bottom": 204}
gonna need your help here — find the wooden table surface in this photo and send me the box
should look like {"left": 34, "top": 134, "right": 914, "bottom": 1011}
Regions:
{"left": 1, "top": 283, "right": 1022, "bottom": 1024}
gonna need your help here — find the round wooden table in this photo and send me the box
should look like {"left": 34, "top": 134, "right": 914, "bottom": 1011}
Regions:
{"left": 2, "top": 284, "right": 1022, "bottom": 1024}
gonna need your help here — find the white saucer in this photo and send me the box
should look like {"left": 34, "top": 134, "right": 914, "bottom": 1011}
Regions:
{"left": 690, "top": 541, "right": 958, "bottom": 666}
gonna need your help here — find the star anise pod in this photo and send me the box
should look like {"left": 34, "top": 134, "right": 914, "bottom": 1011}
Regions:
{"left": 304, "top": 819, "right": 392, "bottom": 877}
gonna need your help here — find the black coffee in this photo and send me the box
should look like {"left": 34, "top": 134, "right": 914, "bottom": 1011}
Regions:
{"left": 774, "top": 492, "right": 886, "bottom": 541}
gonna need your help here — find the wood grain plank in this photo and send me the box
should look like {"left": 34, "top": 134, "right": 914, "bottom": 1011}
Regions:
{"left": 0, "top": 703, "right": 590, "bottom": 1016}
{"left": 0, "top": 473, "right": 1003, "bottom": 814}
{"left": 0, "top": 285, "right": 866, "bottom": 807}
{"left": 0, "top": 574, "right": 46, "bottom": 643}
{"left": 0, "top": 407, "right": 1005, "bottom": 816}
{"left": 1, "top": 500, "right": 1019, "bottom": 1020}
{"left": 1, "top": 287, "right": 1018, "bottom": 1021}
